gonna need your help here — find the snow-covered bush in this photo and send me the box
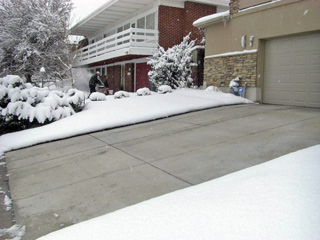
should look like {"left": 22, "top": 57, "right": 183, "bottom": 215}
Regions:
{"left": 0, "top": 75, "right": 24, "bottom": 88}
{"left": 148, "top": 33, "right": 195, "bottom": 90}
{"left": 89, "top": 92, "right": 106, "bottom": 101}
{"left": 0, "top": 75, "right": 84, "bottom": 133}
{"left": 158, "top": 85, "right": 172, "bottom": 94}
{"left": 66, "top": 89, "right": 85, "bottom": 112}
{"left": 205, "top": 86, "right": 221, "bottom": 92}
{"left": 137, "top": 87, "right": 151, "bottom": 96}
{"left": 114, "top": 91, "right": 130, "bottom": 99}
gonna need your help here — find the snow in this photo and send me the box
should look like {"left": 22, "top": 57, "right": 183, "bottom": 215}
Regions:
{"left": 37, "top": 145, "right": 320, "bottom": 240}
{"left": 4, "top": 194, "right": 12, "bottom": 211}
{"left": 205, "top": 86, "right": 221, "bottom": 92}
{"left": 206, "top": 49, "right": 258, "bottom": 59}
{"left": 193, "top": 10, "right": 230, "bottom": 27}
{"left": 0, "top": 88, "right": 251, "bottom": 155}
{"left": 0, "top": 225, "right": 26, "bottom": 240}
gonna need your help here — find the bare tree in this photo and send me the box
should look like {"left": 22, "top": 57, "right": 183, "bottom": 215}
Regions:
{"left": 0, "top": 0, "right": 73, "bottom": 82}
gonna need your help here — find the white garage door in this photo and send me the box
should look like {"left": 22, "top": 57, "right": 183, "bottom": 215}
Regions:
{"left": 264, "top": 33, "right": 320, "bottom": 108}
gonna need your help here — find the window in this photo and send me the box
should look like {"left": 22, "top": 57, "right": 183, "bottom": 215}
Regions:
{"left": 94, "top": 11, "right": 157, "bottom": 47}
{"left": 137, "top": 17, "right": 146, "bottom": 41}
{"left": 146, "top": 13, "right": 155, "bottom": 30}
{"left": 146, "top": 13, "right": 155, "bottom": 36}
{"left": 137, "top": 17, "right": 145, "bottom": 29}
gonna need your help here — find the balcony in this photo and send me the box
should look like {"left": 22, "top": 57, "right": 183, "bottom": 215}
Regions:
{"left": 72, "top": 28, "right": 159, "bottom": 67}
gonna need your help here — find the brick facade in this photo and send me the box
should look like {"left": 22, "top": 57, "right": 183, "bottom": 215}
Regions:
{"left": 159, "top": 2, "right": 216, "bottom": 49}
{"left": 158, "top": 6, "right": 185, "bottom": 50}
{"left": 184, "top": 2, "right": 216, "bottom": 45}
{"left": 204, "top": 52, "right": 257, "bottom": 87}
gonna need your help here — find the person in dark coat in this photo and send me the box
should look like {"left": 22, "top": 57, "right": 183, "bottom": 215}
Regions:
{"left": 88, "top": 71, "right": 102, "bottom": 97}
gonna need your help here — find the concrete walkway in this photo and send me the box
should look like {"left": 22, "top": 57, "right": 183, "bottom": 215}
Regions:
{"left": 5, "top": 104, "right": 320, "bottom": 240}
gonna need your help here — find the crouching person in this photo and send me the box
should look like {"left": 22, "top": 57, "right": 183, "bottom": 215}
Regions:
{"left": 229, "top": 77, "right": 241, "bottom": 96}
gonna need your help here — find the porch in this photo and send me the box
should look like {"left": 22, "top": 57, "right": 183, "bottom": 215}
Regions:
{"left": 72, "top": 28, "right": 158, "bottom": 67}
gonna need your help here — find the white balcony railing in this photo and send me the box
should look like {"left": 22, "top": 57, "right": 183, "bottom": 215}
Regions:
{"left": 73, "top": 28, "right": 159, "bottom": 67}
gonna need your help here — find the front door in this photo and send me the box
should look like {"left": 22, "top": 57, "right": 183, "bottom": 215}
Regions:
{"left": 136, "top": 62, "right": 152, "bottom": 91}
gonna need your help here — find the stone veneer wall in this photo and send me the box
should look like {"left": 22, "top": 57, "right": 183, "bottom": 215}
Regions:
{"left": 204, "top": 52, "right": 257, "bottom": 88}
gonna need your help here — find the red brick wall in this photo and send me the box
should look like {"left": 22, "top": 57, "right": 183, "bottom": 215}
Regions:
{"left": 158, "top": 2, "right": 216, "bottom": 49}
{"left": 184, "top": 2, "right": 216, "bottom": 45}
{"left": 158, "top": 5, "right": 185, "bottom": 50}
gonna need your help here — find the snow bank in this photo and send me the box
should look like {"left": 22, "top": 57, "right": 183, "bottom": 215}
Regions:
{"left": 37, "top": 145, "right": 320, "bottom": 240}
{"left": 0, "top": 88, "right": 251, "bottom": 154}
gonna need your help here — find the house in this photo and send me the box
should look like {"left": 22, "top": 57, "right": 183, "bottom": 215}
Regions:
{"left": 194, "top": 0, "right": 320, "bottom": 108}
{"left": 70, "top": 0, "right": 229, "bottom": 92}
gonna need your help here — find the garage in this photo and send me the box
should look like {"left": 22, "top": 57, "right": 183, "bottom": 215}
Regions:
{"left": 263, "top": 33, "right": 320, "bottom": 108}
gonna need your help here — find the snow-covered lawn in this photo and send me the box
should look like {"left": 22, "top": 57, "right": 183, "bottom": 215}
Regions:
{"left": 37, "top": 145, "right": 320, "bottom": 240}
{"left": 0, "top": 88, "right": 251, "bottom": 155}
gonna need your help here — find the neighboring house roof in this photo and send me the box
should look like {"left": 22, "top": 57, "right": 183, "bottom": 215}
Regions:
{"left": 193, "top": 10, "right": 230, "bottom": 28}
{"left": 70, "top": 0, "right": 229, "bottom": 36}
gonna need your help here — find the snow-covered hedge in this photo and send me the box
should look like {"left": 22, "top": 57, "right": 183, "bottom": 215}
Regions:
{"left": 89, "top": 92, "right": 106, "bottom": 101}
{"left": 114, "top": 91, "right": 130, "bottom": 99}
{"left": 0, "top": 75, "right": 85, "bottom": 133}
{"left": 137, "top": 87, "right": 151, "bottom": 96}
{"left": 158, "top": 85, "right": 172, "bottom": 94}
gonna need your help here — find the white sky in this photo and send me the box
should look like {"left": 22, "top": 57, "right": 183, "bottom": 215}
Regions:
{"left": 70, "top": 0, "right": 110, "bottom": 27}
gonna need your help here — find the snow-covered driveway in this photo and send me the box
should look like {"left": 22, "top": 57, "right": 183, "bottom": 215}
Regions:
{"left": 5, "top": 104, "right": 320, "bottom": 240}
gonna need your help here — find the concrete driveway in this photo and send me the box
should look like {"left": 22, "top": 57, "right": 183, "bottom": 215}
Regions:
{"left": 5, "top": 104, "right": 320, "bottom": 240}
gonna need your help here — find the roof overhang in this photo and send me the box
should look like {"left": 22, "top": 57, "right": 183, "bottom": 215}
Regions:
{"left": 193, "top": 10, "right": 230, "bottom": 28}
{"left": 70, "top": 0, "right": 156, "bottom": 36}
{"left": 70, "top": 0, "right": 230, "bottom": 37}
